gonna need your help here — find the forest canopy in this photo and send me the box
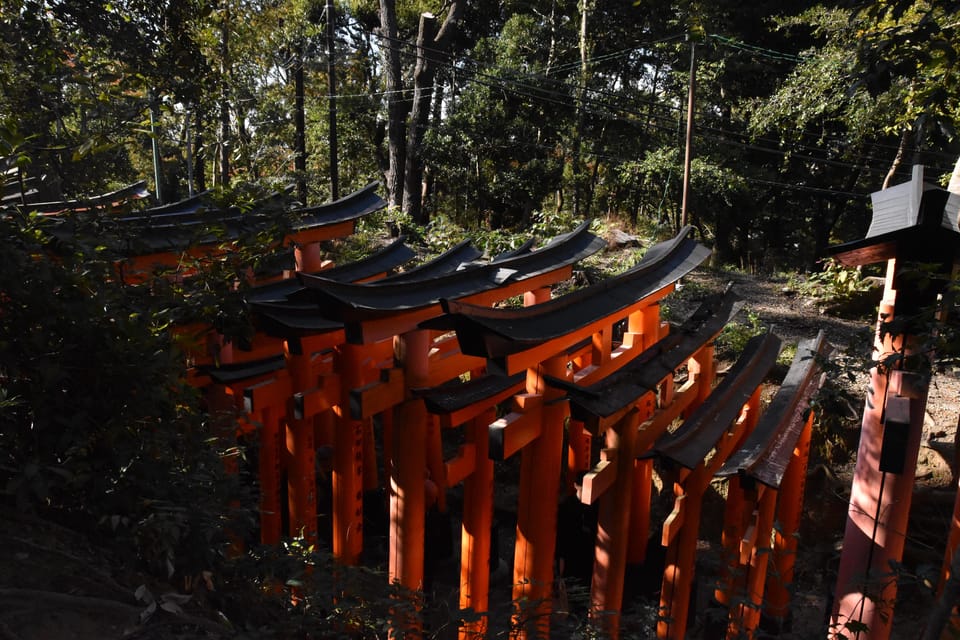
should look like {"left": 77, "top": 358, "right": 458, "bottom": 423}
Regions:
{"left": 2, "top": 0, "right": 959, "bottom": 269}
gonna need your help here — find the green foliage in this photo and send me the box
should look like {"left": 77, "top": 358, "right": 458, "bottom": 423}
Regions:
{"left": 716, "top": 309, "right": 765, "bottom": 360}
{"left": 0, "top": 201, "right": 268, "bottom": 579}
{"left": 792, "top": 259, "right": 881, "bottom": 319}
{"left": 796, "top": 259, "right": 872, "bottom": 301}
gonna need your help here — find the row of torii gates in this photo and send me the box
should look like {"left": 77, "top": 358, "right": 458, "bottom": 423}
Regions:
{"left": 39, "top": 172, "right": 960, "bottom": 638}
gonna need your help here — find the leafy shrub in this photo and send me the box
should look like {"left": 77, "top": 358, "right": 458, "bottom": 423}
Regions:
{"left": 0, "top": 206, "right": 251, "bottom": 578}
{"left": 715, "top": 309, "right": 765, "bottom": 360}
{"left": 793, "top": 258, "right": 880, "bottom": 318}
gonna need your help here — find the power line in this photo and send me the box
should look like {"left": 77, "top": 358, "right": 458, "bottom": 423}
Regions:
{"left": 707, "top": 33, "right": 807, "bottom": 63}
{"left": 332, "top": 21, "right": 955, "bottom": 183}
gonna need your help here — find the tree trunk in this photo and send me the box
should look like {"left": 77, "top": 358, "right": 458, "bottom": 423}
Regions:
{"left": 218, "top": 1, "right": 231, "bottom": 188}
{"left": 584, "top": 122, "right": 607, "bottom": 218}
{"left": 326, "top": 0, "right": 338, "bottom": 201}
{"left": 193, "top": 108, "right": 206, "bottom": 192}
{"left": 883, "top": 127, "right": 911, "bottom": 189}
{"left": 402, "top": 3, "right": 463, "bottom": 224}
{"left": 571, "top": 0, "right": 589, "bottom": 218}
{"left": 293, "top": 38, "right": 307, "bottom": 205}
{"left": 378, "top": 0, "right": 405, "bottom": 208}
{"left": 401, "top": 13, "right": 438, "bottom": 224}
{"left": 421, "top": 79, "right": 446, "bottom": 217}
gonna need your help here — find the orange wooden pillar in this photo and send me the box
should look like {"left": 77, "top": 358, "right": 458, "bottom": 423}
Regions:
{"left": 832, "top": 261, "right": 931, "bottom": 639}
{"left": 390, "top": 397, "right": 428, "bottom": 591}
{"left": 727, "top": 484, "right": 777, "bottom": 638}
{"left": 937, "top": 474, "right": 960, "bottom": 634}
{"left": 459, "top": 408, "right": 495, "bottom": 640}
{"left": 243, "top": 373, "right": 293, "bottom": 545}
{"left": 512, "top": 287, "right": 568, "bottom": 638}
{"left": 713, "top": 474, "right": 748, "bottom": 613}
{"left": 658, "top": 469, "right": 706, "bottom": 640}
{"left": 285, "top": 339, "right": 318, "bottom": 543}
{"left": 627, "top": 458, "right": 654, "bottom": 565}
{"left": 333, "top": 341, "right": 367, "bottom": 564}
{"left": 589, "top": 408, "right": 643, "bottom": 638}
{"left": 389, "top": 329, "right": 431, "bottom": 593}
{"left": 689, "top": 343, "right": 715, "bottom": 407}
{"left": 294, "top": 241, "right": 326, "bottom": 273}
{"left": 259, "top": 405, "right": 284, "bottom": 544}
{"left": 627, "top": 303, "right": 664, "bottom": 564}
{"left": 657, "top": 383, "right": 757, "bottom": 640}
{"left": 764, "top": 409, "right": 814, "bottom": 628}
{"left": 567, "top": 419, "right": 591, "bottom": 494}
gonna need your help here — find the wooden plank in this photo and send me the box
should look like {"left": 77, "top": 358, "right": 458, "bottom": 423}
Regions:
{"left": 243, "top": 375, "right": 291, "bottom": 413}
{"left": 445, "top": 443, "right": 477, "bottom": 486}
{"left": 579, "top": 450, "right": 618, "bottom": 505}
{"left": 661, "top": 494, "right": 687, "bottom": 546}
{"left": 349, "top": 367, "right": 405, "bottom": 419}
{"left": 293, "top": 374, "right": 340, "bottom": 419}
{"left": 489, "top": 405, "right": 543, "bottom": 460}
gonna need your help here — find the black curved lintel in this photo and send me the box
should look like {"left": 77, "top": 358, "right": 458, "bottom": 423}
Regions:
{"left": 655, "top": 330, "right": 782, "bottom": 470}
{"left": 717, "top": 331, "right": 831, "bottom": 487}
{"left": 435, "top": 227, "right": 711, "bottom": 361}
{"left": 246, "top": 237, "right": 416, "bottom": 304}
{"left": 289, "top": 181, "right": 387, "bottom": 229}
{"left": 546, "top": 291, "right": 743, "bottom": 421}
{"left": 417, "top": 372, "right": 526, "bottom": 416}
{"left": 200, "top": 354, "right": 286, "bottom": 384}
{"left": 295, "top": 221, "right": 605, "bottom": 320}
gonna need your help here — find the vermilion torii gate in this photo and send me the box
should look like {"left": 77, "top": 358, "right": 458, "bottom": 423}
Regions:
{"left": 204, "top": 221, "right": 829, "bottom": 639}
{"left": 120, "top": 192, "right": 828, "bottom": 639}
{"left": 242, "top": 222, "right": 607, "bottom": 571}
{"left": 828, "top": 166, "right": 960, "bottom": 639}
{"left": 45, "top": 181, "right": 387, "bottom": 285}
{"left": 431, "top": 226, "right": 829, "bottom": 640}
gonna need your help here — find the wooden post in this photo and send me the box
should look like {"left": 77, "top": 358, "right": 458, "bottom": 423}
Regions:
{"left": 658, "top": 472, "right": 704, "bottom": 640}
{"left": 627, "top": 458, "right": 654, "bottom": 564}
{"left": 285, "top": 340, "right": 317, "bottom": 543}
{"left": 691, "top": 344, "right": 715, "bottom": 406}
{"left": 390, "top": 329, "right": 432, "bottom": 593}
{"left": 627, "top": 302, "right": 664, "bottom": 563}
{"left": 936, "top": 475, "right": 960, "bottom": 636}
{"left": 390, "top": 397, "right": 428, "bottom": 635}
{"left": 765, "top": 410, "right": 814, "bottom": 626}
{"left": 714, "top": 474, "right": 747, "bottom": 611}
{"left": 333, "top": 342, "right": 366, "bottom": 564}
{"left": 295, "top": 241, "right": 325, "bottom": 273}
{"left": 512, "top": 286, "right": 568, "bottom": 638}
{"left": 459, "top": 409, "right": 495, "bottom": 640}
{"left": 729, "top": 485, "right": 778, "bottom": 637}
{"left": 426, "top": 414, "right": 446, "bottom": 511}
{"left": 832, "top": 261, "right": 930, "bottom": 639}
{"left": 258, "top": 405, "right": 283, "bottom": 544}
{"left": 590, "top": 409, "right": 642, "bottom": 638}
{"left": 567, "top": 419, "right": 591, "bottom": 495}
{"left": 363, "top": 419, "right": 379, "bottom": 492}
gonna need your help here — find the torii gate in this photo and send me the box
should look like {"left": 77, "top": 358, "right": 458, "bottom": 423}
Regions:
{"left": 829, "top": 166, "right": 960, "bottom": 639}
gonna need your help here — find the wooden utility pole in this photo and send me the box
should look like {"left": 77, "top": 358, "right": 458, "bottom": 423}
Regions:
{"left": 326, "top": 0, "right": 339, "bottom": 200}
{"left": 680, "top": 38, "right": 696, "bottom": 230}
